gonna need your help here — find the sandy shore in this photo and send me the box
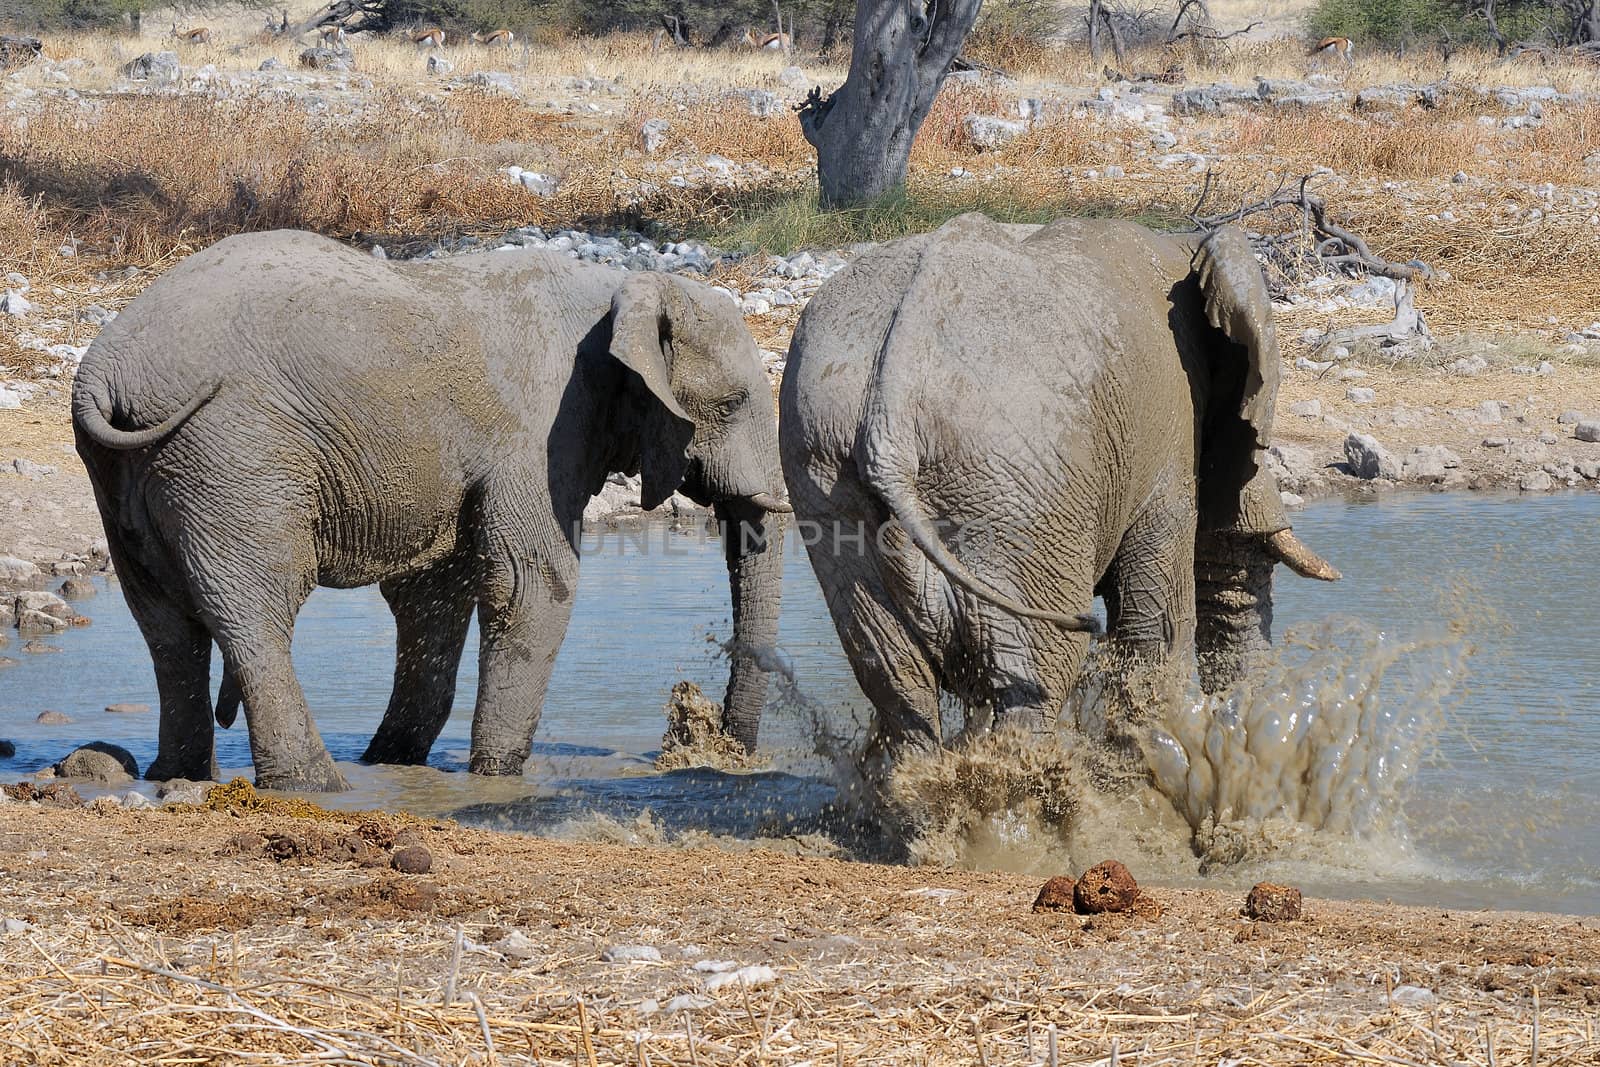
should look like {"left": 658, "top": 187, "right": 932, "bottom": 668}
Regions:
{"left": 0, "top": 790, "right": 1595, "bottom": 1064}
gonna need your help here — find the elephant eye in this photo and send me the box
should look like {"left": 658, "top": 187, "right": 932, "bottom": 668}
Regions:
{"left": 715, "top": 391, "right": 746, "bottom": 415}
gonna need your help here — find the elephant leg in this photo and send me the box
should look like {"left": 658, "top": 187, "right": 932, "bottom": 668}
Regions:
{"left": 363, "top": 559, "right": 475, "bottom": 766}
{"left": 115, "top": 549, "right": 218, "bottom": 783}
{"left": 1095, "top": 502, "right": 1196, "bottom": 759}
{"left": 198, "top": 552, "right": 346, "bottom": 792}
{"left": 467, "top": 502, "right": 579, "bottom": 777}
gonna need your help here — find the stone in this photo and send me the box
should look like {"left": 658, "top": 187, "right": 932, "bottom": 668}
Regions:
{"left": 1344, "top": 433, "right": 1399, "bottom": 480}
{"left": 35, "top": 710, "right": 71, "bottom": 724}
{"left": 1574, "top": 420, "right": 1600, "bottom": 443}
{"left": 1577, "top": 460, "right": 1600, "bottom": 480}
{"left": 14, "top": 590, "right": 71, "bottom": 619}
{"left": 16, "top": 610, "right": 68, "bottom": 635}
{"left": 1243, "top": 882, "right": 1302, "bottom": 921}
{"left": 777, "top": 65, "right": 809, "bottom": 92}
{"left": 258, "top": 57, "right": 284, "bottom": 71}
{"left": 1391, "top": 985, "right": 1437, "bottom": 1007}
{"left": 0, "top": 556, "right": 38, "bottom": 586}
{"left": 467, "top": 71, "right": 516, "bottom": 93}
{"left": 391, "top": 845, "right": 433, "bottom": 874}
{"left": 57, "top": 578, "right": 94, "bottom": 600}
{"left": 1558, "top": 411, "right": 1584, "bottom": 424}
{"left": 1519, "top": 470, "right": 1554, "bottom": 492}
{"left": 426, "top": 54, "right": 452, "bottom": 75}
{"left": 1031, "top": 876, "right": 1076, "bottom": 912}
{"left": 105, "top": 702, "right": 150, "bottom": 714}
{"left": 121, "top": 51, "right": 180, "bottom": 83}
{"left": 1477, "top": 400, "right": 1504, "bottom": 424}
{"left": 0, "top": 291, "right": 31, "bottom": 317}
{"left": 601, "top": 944, "right": 662, "bottom": 963}
{"left": 156, "top": 779, "right": 214, "bottom": 804}
{"left": 1483, "top": 437, "right": 1508, "bottom": 448}
{"left": 729, "top": 88, "right": 779, "bottom": 117}
{"left": 11, "top": 457, "right": 55, "bottom": 479}
{"left": 21, "top": 641, "right": 60, "bottom": 654}
{"left": 1400, "top": 445, "right": 1461, "bottom": 483}
{"left": 298, "top": 47, "right": 350, "bottom": 71}
{"left": 1346, "top": 387, "right": 1376, "bottom": 404}
{"left": 55, "top": 742, "right": 139, "bottom": 784}
{"left": 0, "top": 739, "right": 13, "bottom": 758}
{"left": 964, "top": 114, "right": 1028, "bottom": 150}
{"left": 1073, "top": 860, "right": 1139, "bottom": 914}
{"left": 640, "top": 118, "right": 670, "bottom": 154}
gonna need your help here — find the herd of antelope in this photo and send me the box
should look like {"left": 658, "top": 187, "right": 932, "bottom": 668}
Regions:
{"left": 167, "top": 19, "right": 517, "bottom": 54}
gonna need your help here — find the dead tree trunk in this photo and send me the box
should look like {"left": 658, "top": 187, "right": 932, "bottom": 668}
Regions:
{"left": 798, "top": 0, "right": 984, "bottom": 209}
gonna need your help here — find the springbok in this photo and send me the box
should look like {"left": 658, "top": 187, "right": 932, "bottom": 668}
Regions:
{"left": 738, "top": 27, "right": 790, "bottom": 50}
{"left": 318, "top": 24, "right": 347, "bottom": 48}
{"left": 471, "top": 28, "right": 515, "bottom": 48}
{"left": 410, "top": 26, "right": 445, "bottom": 49}
{"left": 171, "top": 22, "right": 211, "bottom": 45}
{"left": 1307, "top": 36, "right": 1354, "bottom": 63}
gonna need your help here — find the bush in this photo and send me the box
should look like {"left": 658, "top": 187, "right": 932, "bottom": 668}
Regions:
{"left": 0, "top": 0, "right": 144, "bottom": 31}
{"left": 1306, "top": 0, "right": 1581, "bottom": 50}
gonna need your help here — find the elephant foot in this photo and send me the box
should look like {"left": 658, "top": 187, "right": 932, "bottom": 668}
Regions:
{"left": 254, "top": 757, "right": 351, "bottom": 793}
{"left": 145, "top": 754, "right": 219, "bottom": 784}
{"left": 468, "top": 752, "right": 527, "bottom": 777}
{"left": 360, "top": 739, "right": 431, "bottom": 767}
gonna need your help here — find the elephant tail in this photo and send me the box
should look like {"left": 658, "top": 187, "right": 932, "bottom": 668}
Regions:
{"left": 867, "top": 473, "right": 1102, "bottom": 634}
{"left": 72, "top": 375, "right": 220, "bottom": 451}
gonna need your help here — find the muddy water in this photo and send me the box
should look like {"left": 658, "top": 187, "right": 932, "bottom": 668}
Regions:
{"left": 2, "top": 495, "right": 1597, "bottom": 914}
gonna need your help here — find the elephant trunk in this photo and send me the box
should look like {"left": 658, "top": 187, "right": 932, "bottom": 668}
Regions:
{"left": 714, "top": 497, "right": 787, "bottom": 752}
{"left": 1194, "top": 527, "right": 1276, "bottom": 693}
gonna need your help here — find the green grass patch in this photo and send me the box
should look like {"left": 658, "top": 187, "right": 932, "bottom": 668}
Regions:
{"left": 690, "top": 185, "right": 1186, "bottom": 256}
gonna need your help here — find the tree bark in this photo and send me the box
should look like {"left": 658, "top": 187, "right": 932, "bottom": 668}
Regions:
{"left": 798, "top": 0, "right": 984, "bottom": 209}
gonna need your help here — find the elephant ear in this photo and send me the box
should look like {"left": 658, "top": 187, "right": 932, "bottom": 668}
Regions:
{"left": 1194, "top": 225, "right": 1286, "bottom": 534}
{"left": 609, "top": 273, "right": 695, "bottom": 510}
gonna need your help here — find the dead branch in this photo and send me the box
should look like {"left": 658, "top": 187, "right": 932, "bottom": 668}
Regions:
{"left": 1169, "top": 20, "right": 1261, "bottom": 43}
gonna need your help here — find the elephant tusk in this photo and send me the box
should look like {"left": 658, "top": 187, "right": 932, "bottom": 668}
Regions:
{"left": 746, "top": 492, "right": 793, "bottom": 514}
{"left": 1265, "top": 529, "right": 1341, "bottom": 581}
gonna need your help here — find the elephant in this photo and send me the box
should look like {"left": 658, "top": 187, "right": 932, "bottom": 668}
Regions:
{"left": 777, "top": 213, "right": 1338, "bottom": 764}
{"left": 73, "top": 230, "right": 789, "bottom": 792}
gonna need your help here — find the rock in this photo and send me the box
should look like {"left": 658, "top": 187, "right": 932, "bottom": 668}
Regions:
{"left": 156, "top": 779, "right": 213, "bottom": 804}
{"left": 1031, "top": 876, "right": 1077, "bottom": 912}
{"left": 426, "top": 54, "right": 452, "bottom": 75}
{"left": 1346, "top": 387, "right": 1376, "bottom": 404}
{"left": 0, "top": 781, "right": 81, "bottom": 806}
{"left": 704, "top": 964, "right": 778, "bottom": 992}
{"left": 1400, "top": 445, "right": 1461, "bottom": 483}
{"left": 495, "top": 929, "right": 541, "bottom": 959}
{"left": 1265, "top": 443, "right": 1319, "bottom": 490}
{"left": 57, "top": 578, "right": 95, "bottom": 600}
{"left": 15, "top": 590, "right": 71, "bottom": 619}
{"left": 964, "top": 114, "right": 1028, "bottom": 150}
{"left": 1483, "top": 436, "right": 1508, "bottom": 448}
{"left": 0, "top": 556, "right": 38, "bottom": 586}
{"left": 299, "top": 47, "right": 350, "bottom": 71}
{"left": 1477, "top": 400, "right": 1504, "bottom": 424}
{"left": 17, "top": 610, "right": 68, "bottom": 635}
{"left": 777, "top": 65, "right": 809, "bottom": 92}
{"left": 121, "top": 791, "right": 153, "bottom": 809}
{"left": 1447, "top": 355, "right": 1488, "bottom": 377}
{"left": 56, "top": 742, "right": 139, "bottom": 783}
{"left": 0, "top": 740, "right": 13, "bottom": 758}
{"left": 35, "top": 710, "right": 71, "bottom": 724}
{"left": 258, "top": 58, "right": 284, "bottom": 71}
{"left": 1558, "top": 411, "right": 1584, "bottom": 424}
{"left": 11, "top": 457, "right": 56, "bottom": 479}
{"left": 21, "top": 641, "right": 60, "bottom": 654}
{"left": 640, "top": 118, "right": 670, "bottom": 154}
{"left": 729, "top": 88, "right": 779, "bottom": 117}
{"left": 466, "top": 71, "right": 516, "bottom": 93}
{"left": 105, "top": 702, "right": 150, "bottom": 714}
{"left": 1539, "top": 430, "right": 1559, "bottom": 444}
{"left": 1577, "top": 460, "right": 1600, "bottom": 480}
{"left": 0, "top": 291, "right": 31, "bottom": 317}
{"left": 1391, "top": 985, "right": 1437, "bottom": 1007}
{"left": 1344, "top": 433, "right": 1399, "bottom": 480}
{"left": 121, "top": 51, "right": 180, "bottom": 83}
{"left": 1073, "top": 860, "right": 1139, "bottom": 914}
{"left": 391, "top": 845, "right": 433, "bottom": 874}
{"left": 1243, "top": 882, "right": 1302, "bottom": 921}
{"left": 601, "top": 944, "right": 662, "bottom": 963}
{"left": 1574, "top": 420, "right": 1600, "bottom": 443}
{"left": 1519, "top": 470, "right": 1554, "bottom": 492}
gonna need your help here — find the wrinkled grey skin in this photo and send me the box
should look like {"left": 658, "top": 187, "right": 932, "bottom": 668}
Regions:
{"left": 74, "top": 231, "right": 788, "bottom": 792}
{"left": 778, "top": 213, "right": 1337, "bottom": 764}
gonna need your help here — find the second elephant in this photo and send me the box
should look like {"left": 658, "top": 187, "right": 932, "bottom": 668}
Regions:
{"left": 779, "top": 213, "right": 1338, "bottom": 761}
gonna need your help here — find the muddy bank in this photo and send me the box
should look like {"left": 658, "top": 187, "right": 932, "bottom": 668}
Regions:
{"left": 0, "top": 797, "right": 1595, "bottom": 1063}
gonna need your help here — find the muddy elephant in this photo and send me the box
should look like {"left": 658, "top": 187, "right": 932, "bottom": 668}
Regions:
{"left": 778, "top": 213, "right": 1337, "bottom": 761}
{"left": 74, "top": 231, "right": 788, "bottom": 791}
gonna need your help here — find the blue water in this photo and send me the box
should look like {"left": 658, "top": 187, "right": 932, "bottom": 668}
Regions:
{"left": 2, "top": 494, "right": 1597, "bottom": 912}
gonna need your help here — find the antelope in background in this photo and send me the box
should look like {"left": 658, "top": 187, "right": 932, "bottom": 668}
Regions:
{"left": 411, "top": 26, "right": 445, "bottom": 49}
{"left": 1308, "top": 36, "right": 1354, "bottom": 64}
{"left": 739, "top": 27, "right": 790, "bottom": 50}
{"left": 471, "top": 28, "right": 515, "bottom": 48}
{"left": 318, "top": 24, "right": 348, "bottom": 48}
{"left": 170, "top": 22, "right": 211, "bottom": 44}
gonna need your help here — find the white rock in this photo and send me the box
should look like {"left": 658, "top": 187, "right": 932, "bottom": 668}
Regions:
{"left": 496, "top": 930, "right": 540, "bottom": 959}
{"left": 0, "top": 291, "right": 31, "bottom": 318}
{"left": 1288, "top": 399, "right": 1321, "bottom": 418}
{"left": 1477, "top": 400, "right": 1504, "bottom": 424}
{"left": 1344, "top": 432, "right": 1398, "bottom": 479}
{"left": 601, "top": 945, "right": 662, "bottom": 964}
{"left": 1346, "top": 387, "right": 1376, "bottom": 404}
{"left": 1295, "top": 356, "right": 1333, "bottom": 372}
{"left": 964, "top": 114, "right": 1028, "bottom": 150}
{"left": 1575, "top": 420, "right": 1600, "bottom": 443}
{"left": 1280, "top": 491, "right": 1305, "bottom": 507}
{"left": 704, "top": 965, "right": 778, "bottom": 992}
{"left": 664, "top": 994, "right": 714, "bottom": 1012}
{"left": 1390, "top": 985, "right": 1437, "bottom": 1007}
{"left": 1519, "top": 470, "right": 1554, "bottom": 492}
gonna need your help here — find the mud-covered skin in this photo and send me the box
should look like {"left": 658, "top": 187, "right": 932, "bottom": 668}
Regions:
{"left": 779, "top": 213, "right": 1333, "bottom": 760}
{"left": 73, "top": 231, "right": 787, "bottom": 791}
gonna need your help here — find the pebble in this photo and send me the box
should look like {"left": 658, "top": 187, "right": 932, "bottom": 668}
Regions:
{"left": 1575, "top": 420, "right": 1600, "bottom": 443}
{"left": 601, "top": 944, "right": 662, "bottom": 964}
{"left": 495, "top": 929, "right": 540, "bottom": 959}
{"left": 1477, "top": 400, "right": 1505, "bottom": 424}
{"left": 1483, "top": 437, "right": 1508, "bottom": 448}
{"left": 1287, "top": 399, "right": 1321, "bottom": 418}
{"left": 1558, "top": 411, "right": 1585, "bottom": 424}
{"left": 1346, "top": 387, "right": 1376, "bottom": 404}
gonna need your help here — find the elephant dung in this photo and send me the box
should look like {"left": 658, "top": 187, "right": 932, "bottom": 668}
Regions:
{"left": 391, "top": 845, "right": 433, "bottom": 875}
{"left": 1244, "top": 882, "right": 1303, "bottom": 922}
{"left": 55, "top": 742, "right": 139, "bottom": 784}
{"left": 1073, "top": 860, "right": 1140, "bottom": 914}
{"left": 1031, "top": 875, "right": 1078, "bottom": 912}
